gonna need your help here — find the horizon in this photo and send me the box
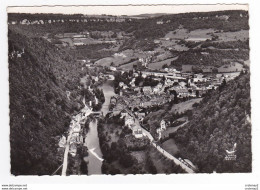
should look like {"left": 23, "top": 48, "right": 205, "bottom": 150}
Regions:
{"left": 7, "top": 4, "right": 248, "bottom": 16}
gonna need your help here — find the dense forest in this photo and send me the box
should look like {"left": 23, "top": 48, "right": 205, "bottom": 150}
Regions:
{"left": 172, "top": 72, "right": 251, "bottom": 173}
{"left": 170, "top": 48, "right": 249, "bottom": 69}
{"left": 8, "top": 28, "right": 90, "bottom": 175}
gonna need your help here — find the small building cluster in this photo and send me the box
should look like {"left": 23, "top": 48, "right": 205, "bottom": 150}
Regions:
{"left": 122, "top": 112, "right": 144, "bottom": 139}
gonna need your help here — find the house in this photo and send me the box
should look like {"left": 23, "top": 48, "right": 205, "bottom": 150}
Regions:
{"left": 179, "top": 81, "right": 187, "bottom": 87}
{"left": 130, "top": 78, "right": 136, "bottom": 87}
{"left": 156, "top": 128, "right": 162, "bottom": 134}
{"left": 134, "top": 87, "right": 141, "bottom": 93}
{"left": 140, "top": 101, "right": 152, "bottom": 108}
{"left": 206, "top": 85, "right": 215, "bottom": 90}
{"left": 189, "top": 90, "right": 197, "bottom": 97}
{"left": 143, "top": 86, "right": 153, "bottom": 94}
{"left": 156, "top": 20, "right": 164, "bottom": 24}
{"left": 176, "top": 88, "right": 189, "bottom": 98}
{"left": 165, "top": 79, "right": 174, "bottom": 86}
{"left": 160, "top": 120, "right": 166, "bottom": 130}
{"left": 156, "top": 120, "right": 167, "bottom": 136}
{"left": 91, "top": 76, "right": 99, "bottom": 82}
{"left": 125, "top": 114, "right": 135, "bottom": 127}
{"left": 193, "top": 78, "right": 206, "bottom": 83}
{"left": 69, "top": 143, "right": 77, "bottom": 157}
{"left": 153, "top": 86, "right": 160, "bottom": 94}
{"left": 153, "top": 83, "right": 163, "bottom": 94}
{"left": 142, "top": 73, "right": 147, "bottom": 78}
{"left": 58, "top": 136, "right": 67, "bottom": 147}
{"left": 133, "top": 73, "right": 139, "bottom": 77}
{"left": 132, "top": 126, "right": 143, "bottom": 138}
{"left": 73, "top": 124, "right": 81, "bottom": 133}
{"left": 110, "top": 96, "right": 117, "bottom": 105}
{"left": 201, "top": 52, "right": 209, "bottom": 55}
{"left": 73, "top": 34, "right": 86, "bottom": 38}
{"left": 80, "top": 135, "right": 84, "bottom": 144}
{"left": 120, "top": 112, "right": 128, "bottom": 118}
{"left": 110, "top": 66, "right": 117, "bottom": 71}
{"left": 193, "top": 74, "right": 206, "bottom": 83}
{"left": 123, "top": 84, "right": 128, "bottom": 90}
{"left": 119, "top": 82, "right": 124, "bottom": 87}
{"left": 136, "top": 112, "right": 146, "bottom": 121}
{"left": 21, "top": 19, "right": 30, "bottom": 25}
{"left": 70, "top": 135, "right": 77, "bottom": 144}
{"left": 74, "top": 42, "right": 84, "bottom": 46}
{"left": 217, "top": 15, "right": 230, "bottom": 21}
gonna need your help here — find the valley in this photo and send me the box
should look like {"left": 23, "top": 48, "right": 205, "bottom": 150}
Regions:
{"left": 8, "top": 9, "right": 251, "bottom": 175}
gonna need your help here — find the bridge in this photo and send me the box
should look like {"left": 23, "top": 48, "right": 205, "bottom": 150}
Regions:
{"left": 91, "top": 110, "right": 115, "bottom": 117}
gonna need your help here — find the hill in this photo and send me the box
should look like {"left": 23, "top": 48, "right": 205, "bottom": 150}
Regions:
{"left": 8, "top": 10, "right": 248, "bottom": 40}
{"left": 172, "top": 72, "right": 251, "bottom": 173}
{"left": 8, "top": 29, "right": 87, "bottom": 175}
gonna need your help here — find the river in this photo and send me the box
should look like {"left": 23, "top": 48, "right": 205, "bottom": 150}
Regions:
{"left": 100, "top": 80, "right": 116, "bottom": 116}
{"left": 84, "top": 80, "right": 115, "bottom": 175}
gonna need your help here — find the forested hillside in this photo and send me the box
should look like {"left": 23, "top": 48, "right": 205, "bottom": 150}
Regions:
{"left": 173, "top": 72, "right": 251, "bottom": 173}
{"left": 170, "top": 48, "right": 249, "bottom": 69}
{"left": 8, "top": 10, "right": 248, "bottom": 41}
{"left": 9, "top": 29, "right": 85, "bottom": 175}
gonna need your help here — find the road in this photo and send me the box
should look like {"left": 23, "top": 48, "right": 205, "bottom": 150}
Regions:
{"left": 61, "top": 106, "right": 92, "bottom": 176}
{"left": 61, "top": 131, "right": 72, "bottom": 176}
{"left": 123, "top": 97, "right": 195, "bottom": 173}
{"left": 134, "top": 116, "right": 195, "bottom": 173}
{"left": 151, "top": 142, "right": 194, "bottom": 173}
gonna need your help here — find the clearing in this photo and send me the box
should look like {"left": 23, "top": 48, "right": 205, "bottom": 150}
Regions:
{"left": 161, "top": 139, "right": 179, "bottom": 156}
{"left": 148, "top": 56, "right": 178, "bottom": 70}
{"left": 170, "top": 98, "right": 202, "bottom": 114}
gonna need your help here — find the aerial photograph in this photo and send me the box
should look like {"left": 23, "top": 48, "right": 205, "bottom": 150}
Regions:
{"left": 8, "top": 4, "right": 251, "bottom": 175}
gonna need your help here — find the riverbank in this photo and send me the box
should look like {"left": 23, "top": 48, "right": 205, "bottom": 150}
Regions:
{"left": 59, "top": 78, "right": 106, "bottom": 175}
{"left": 84, "top": 119, "right": 103, "bottom": 175}
{"left": 83, "top": 80, "right": 115, "bottom": 175}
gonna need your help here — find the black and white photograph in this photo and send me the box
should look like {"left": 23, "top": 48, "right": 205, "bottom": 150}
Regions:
{"left": 6, "top": 4, "right": 252, "bottom": 177}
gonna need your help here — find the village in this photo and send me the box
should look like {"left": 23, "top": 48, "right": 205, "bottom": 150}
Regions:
{"left": 7, "top": 6, "right": 253, "bottom": 176}
{"left": 106, "top": 61, "right": 244, "bottom": 138}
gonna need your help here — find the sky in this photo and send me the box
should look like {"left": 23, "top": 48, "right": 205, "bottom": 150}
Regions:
{"left": 7, "top": 4, "right": 248, "bottom": 16}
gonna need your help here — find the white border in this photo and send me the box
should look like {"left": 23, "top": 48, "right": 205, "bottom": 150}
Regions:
{"left": 1, "top": 0, "right": 260, "bottom": 188}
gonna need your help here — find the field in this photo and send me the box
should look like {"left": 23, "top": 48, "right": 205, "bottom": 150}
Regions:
{"left": 215, "top": 29, "right": 249, "bottom": 42}
{"left": 94, "top": 49, "right": 137, "bottom": 66}
{"left": 170, "top": 98, "right": 202, "bottom": 114}
{"left": 148, "top": 56, "right": 178, "bottom": 70}
{"left": 119, "top": 60, "right": 139, "bottom": 70}
{"left": 218, "top": 62, "right": 243, "bottom": 72}
{"left": 161, "top": 139, "right": 179, "bottom": 156}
